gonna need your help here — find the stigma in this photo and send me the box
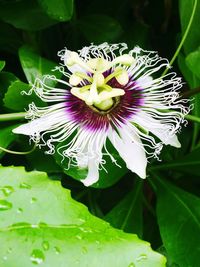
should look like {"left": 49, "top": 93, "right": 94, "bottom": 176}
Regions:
{"left": 66, "top": 51, "right": 135, "bottom": 110}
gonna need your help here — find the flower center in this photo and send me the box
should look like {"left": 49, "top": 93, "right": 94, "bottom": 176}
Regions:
{"left": 66, "top": 52, "right": 135, "bottom": 111}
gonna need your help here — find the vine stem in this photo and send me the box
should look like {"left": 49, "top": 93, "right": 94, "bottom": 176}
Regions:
{"left": 0, "top": 112, "right": 27, "bottom": 122}
{"left": 0, "top": 144, "right": 36, "bottom": 155}
{"left": 162, "top": 0, "right": 197, "bottom": 76}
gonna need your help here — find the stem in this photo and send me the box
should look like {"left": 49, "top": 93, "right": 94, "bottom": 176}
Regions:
{"left": 0, "top": 144, "right": 36, "bottom": 155}
{"left": 0, "top": 112, "right": 27, "bottom": 122}
{"left": 162, "top": 0, "right": 197, "bottom": 76}
{"left": 186, "top": 114, "right": 200, "bottom": 124}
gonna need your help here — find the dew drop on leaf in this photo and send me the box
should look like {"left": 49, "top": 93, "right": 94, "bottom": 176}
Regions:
{"left": 82, "top": 246, "right": 88, "bottom": 254}
{"left": 7, "top": 248, "right": 12, "bottom": 254}
{"left": 30, "top": 249, "right": 45, "bottom": 265}
{"left": 0, "top": 199, "right": 12, "bottom": 211}
{"left": 42, "top": 241, "right": 50, "bottom": 251}
{"left": 76, "top": 235, "right": 82, "bottom": 240}
{"left": 1, "top": 185, "right": 14, "bottom": 196}
{"left": 136, "top": 254, "right": 147, "bottom": 262}
{"left": 19, "top": 182, "right": 32, "bottom": 189}
{"left": 17, "top": 207, "right": 23, "bottom": 213}
{"left": 31, "top": 197, "right": 37, "bottom": 204}
{"left": 54, "top": 246, "right": 61, "bottom": 254}
{"left": 3, "top": 256, "right": 8, "bottom": 261}
{"left": 128, "top": 262, "right": 135, "bottom": 267}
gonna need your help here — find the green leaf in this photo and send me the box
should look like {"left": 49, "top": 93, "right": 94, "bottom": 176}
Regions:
{"left": 151, "top": 146, "right": 200, "bottom": 176}
{"left": 55, "top": 141, "right": 128, "bottom": 188}
{"left": 105, "top": 180, "right": 143, "bottom": 237}
{"left": 186, "top": 47, "right": 200, "bottom": 80}
{"left": 77, "top": 15, "right": 123, "bottom": 43}
{"left": 0, "top": 61, "right": 5, "bottom": 72}
{"left": 38, "top": 0, "right": 74, "bottom": 21}
{"left": 3, "top": 80, "right": 45, "bottom": 111}
{"left": 178, "top": 54, "right": 195, "bottom": 88}
{"left": 154, "top": 176, "right": 200, "bottom": 267}
{"left": 0, "top": 0, "right": 57, "bottom": 31}
{"left": 0, "top": 72, "right": 18, "bottom": 111}
{"left": 0, "top": 125, "right": 17, "bottom": 158}
{"left": 19, "top": 45, "right": 61, "bottom": 84}
{"left": 179, "top": 0, "right": 200, "bottom": 54}
{"left": 0, "top": 166, "right": 166, "bottom": 266}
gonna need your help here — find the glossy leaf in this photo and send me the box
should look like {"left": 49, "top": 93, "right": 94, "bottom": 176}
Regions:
{"left": 38, "top": 0, "right": 74, "bottom": 21}
{"left": 19, "top": 46, "right": 61, "bottom": 84}
{"left": 77, "top": 15, "right": 123, "bottom": 43}
{"left": 0, "top": 166, "right": 166, "bottom": 266}
{"left": 0, "top": 0, "right": 57, "bottom": 31}
{"left": 3, "top": 80, "right": 45, "bottom": 111}
{"left": 0, "top": 125, "right": 17, "bottom": 158}
{"left": 154, "top": 176, "right": 200, "bottom": 267}
{"left": 105, "top": 180, "right": 143, "bottom": 237}
{"left": 186, "top": 48, "right": 200, "bottom": 79}
{"left": 150, "top": 146, "right": 200, "bottom": 176}
{"left": 179, "top": 0, "right": 200, "bottom": 54}
{"left": 0, "top": 61, "right": 5, "bottom": 72}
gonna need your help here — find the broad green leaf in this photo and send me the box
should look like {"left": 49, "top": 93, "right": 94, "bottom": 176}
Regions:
{"left": 150, "top": 146, "right": 200, "bottom": 176}
{"left": 186, "top": 47, "right": 200, "bottom": 80}
{"left": 0, "top": 166, "right": 166, "bottom": 266}
{"left": 105, "top": 180, "right": 143, "bottom": 237}
{"left": 77, "top": 15, "right": 123, "bottom": 43}
{"left": 179, "top": 0, "right": 200, "bottom": 54}
{"left": 26, "top": 149, "right": 61, "bottom": 173}
{"left": 55, "top": 141, "right": 128, "bottom": 188}
{"left": 0, "top": 61, "right": 5, "bottom": 72}
{"left": 0, "top": 125, "right": 17, "bottom": 158}
{"left": 0, "top": 72, "right": 18, "bottom": 111}
{"left": 38, "top": 0, "right": 73, "bottom": 21}
{"left": 178, "top": 54, "right": 195, "bottom": 88}
{"left": 3, "top": 80, "right": 45, "bottom": 111}
{"left": 19, "top": 46, "right": 62, "bottom": 84}
{"left": 178, "top": 52, "right": 200, "bottom": 146}
{"left": 0, "top": 0, "right": 57, "bottom": 31}
{"left": 154, "top": 176, "right": 200, "bottom": 267}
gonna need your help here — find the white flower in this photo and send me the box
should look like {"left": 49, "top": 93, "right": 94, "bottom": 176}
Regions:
{"left": 13, "top": 43, "right": 190, "bottom": 186}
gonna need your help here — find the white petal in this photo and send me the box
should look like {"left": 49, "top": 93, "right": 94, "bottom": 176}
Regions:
{"left": 108, "top": 126, "right": 147, "bottom": 179}
{"left": 81, "top": 158, "right": 100, "bottom": 186}
{"left": 136, "top": 75, "right": 153, "bottom": 88}
{"left": 133, "top": 111, "right": 181, "bottom": 148}
{"left": 12, "top": 108, "right": 68, "bottom": 136}
{"left": 12, "top": 117, "right": 52, "bottom": 136}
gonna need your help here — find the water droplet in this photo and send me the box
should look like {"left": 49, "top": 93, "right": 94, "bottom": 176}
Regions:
{"left": 38, "top": 222, "right": 47, "bottom": 227}
{"left": 42, "top": 241, "right": 50, "bottom": 251}
{"left": 7, "top": 248, "right": 12, "bottom": 254}
{"left": 76, "top": 235, "right": 82, "bottom": 240}
{"left": 136, "top": 254, "right": 147, "bottom": 262}
{"left": 17, "top": 208, "right": 23, "bottom": 213}
{"left": 82, "top": 246, "right": 88, "bottom": 254}
{"left": 2, "top": 186, "right": 14, "bottom": 196}
{"left": 0, "top": 199, "right": 12, "bottom": 211}
{"left": 11, "top": 222, "right": 31, "bottom": 228}
{"left": 19, "top": 182, "right": 32, "bottom": 189}
{"left": 31, "top": 197, "right": 37, "bottom": 204}
{"left": 30, "top": 249, "right": 45, "bottom": 265}
{"left": 3, "top": 256, "right": 7, "bottom": 261}
{"left": 128, "top": 263, "right": 135, "bottom": 267}
{"left": 54, "top": 246, "right": 61, "bottom": 254}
